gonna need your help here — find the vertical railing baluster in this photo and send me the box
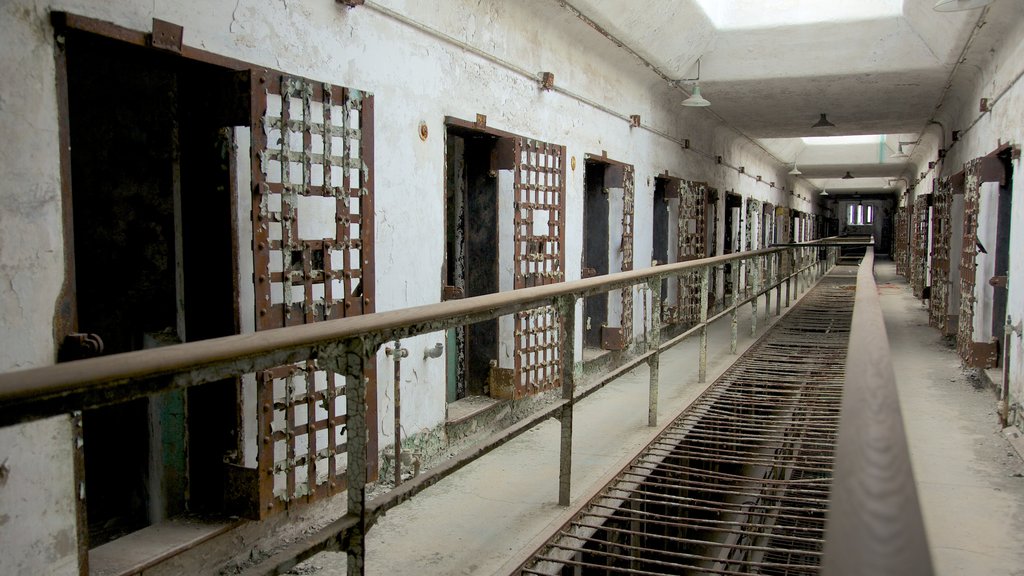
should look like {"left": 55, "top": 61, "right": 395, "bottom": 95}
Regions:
{"left": 751, "top": 255, "right": 759, "bottom": 336}
{"left": 730, "top": 261, "right": 739, "bottom": 354}
{"left": 699, "top": 266, "right": 710, "bottom": 382}
{"left": 648, "top": 279, "right": 661, "bottom": 426}
{"left": 776, "top": 251, "right": 782, "bottom": 316}
{"left": 322, "top": 337, "right": 373, "bottom": 576}
{"left": 556, "top": 295, "right": 577, "bottom": 506}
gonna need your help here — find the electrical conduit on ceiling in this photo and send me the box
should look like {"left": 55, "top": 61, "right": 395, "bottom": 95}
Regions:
{"left": 357, "top": 0, "right": 789, "bottom": 191}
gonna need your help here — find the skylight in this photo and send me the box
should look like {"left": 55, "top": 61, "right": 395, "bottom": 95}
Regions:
{"left": 694, "top": 0, "right": 903, "bottom": 30}
{"left": 801, "top": 135, "right": 884, "bottom": 146}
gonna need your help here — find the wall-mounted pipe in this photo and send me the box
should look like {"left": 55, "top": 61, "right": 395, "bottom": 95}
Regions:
{"left": 423, "top": 342, "right": 444, "bottom": 360}
{"left": 385, "top": 341, "right": 408, "bottom": 486}
{"left": 1003, "top": 315, "right": 1023, "bottom": 427}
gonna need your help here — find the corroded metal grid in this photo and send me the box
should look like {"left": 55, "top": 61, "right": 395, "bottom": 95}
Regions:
{"left": 251, "top": 72, "right": 375, "bottom": 513}
{"left": 957, "top": 160, "right": 982, "bottom": 365}
{"left": 894, "top": 207, "right": 909, "bottom": 277}
{"left": 513, "top": 138, "right": 566, "bottom": 394}
{"left": 745, "top": 199, "right": 761, "bottom": 296}
{"left": 515, "top": 277, "right": 853, "bottom": 576}
{"left": 777, "top": 207, "right": 793, "bottom": 277}
{"left": 761, "top": 203, "right": 774, "bottom": 284}
{"left": 620, "top": 165, "right": 636, "bottom": 346}
{"left": 677, "top": 181, "right": 708, "bottom": 325}
{"left": 910, "top": 195, "right": 929, "bottom": 299}
{"left": 929, "top": 178, "right": 952, "bottom": 332}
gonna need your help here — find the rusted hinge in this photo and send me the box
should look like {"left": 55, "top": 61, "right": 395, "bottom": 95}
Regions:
{"left": 150, "top": 18, "right": 183, "bottom": 54}
{"left": 989, "top": 275, "right": 1008, "bottom": 288}
{"left": 442, "top": 285, "right": 465, "bottom": 300}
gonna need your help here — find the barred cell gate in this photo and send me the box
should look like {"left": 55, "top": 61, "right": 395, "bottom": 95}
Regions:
{"left": 513, "top": 138, "right": 567, "bottom": 395}
{"left": 621, "top": 165, "right": 636, "bottom": 347}
{"left": 894, "top": 204, "right": 910, "bottom": 277}
{"left": 251, "top": 72, "right": 376, "bottom": 514}
{"left": 957, "top": 160, "right": 983, "bottom": 365}
{"left": 910, "top": 195, "right": 929, "bottom": 299}
{"left": 745, "top": 198, "right": 761, "bottom": 297}
{"left": 929, "top": 178, "right": 952, "bottom": 333}
{"left": 677, "top": 181, "right": 707, "bottom": 325}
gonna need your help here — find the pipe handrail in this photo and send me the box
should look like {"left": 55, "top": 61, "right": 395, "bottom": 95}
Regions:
{"left": 0, "top": 238, "right": 864, "bottom": 425}
{"left": 822, "top": 246, "right": 934, "bottom": 575}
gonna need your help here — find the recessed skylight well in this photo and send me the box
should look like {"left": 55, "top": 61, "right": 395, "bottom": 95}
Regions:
{"left": 694, "top": 0, "right": 902, "bottom": 30}
{"left": 801, "top": 135, "right": 883, "bottom": 146}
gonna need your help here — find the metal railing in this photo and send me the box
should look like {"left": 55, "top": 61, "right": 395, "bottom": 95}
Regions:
{"left": 0, "top": 238, "right": 864, "bottom": 575}
{"left": 822, "top": 246, "right": 934, "bottom": 576}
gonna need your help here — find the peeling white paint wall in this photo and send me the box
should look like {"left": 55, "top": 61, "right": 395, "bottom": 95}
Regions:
{"left": 910, "top": 10, "right": 1024, "bottom": 412}
{"left": 0, "top": 0, "right": 817, "bottom": 570}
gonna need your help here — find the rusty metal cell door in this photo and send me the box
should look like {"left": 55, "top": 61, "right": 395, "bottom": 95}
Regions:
{"left": 957, "top": 160, "right": 981, "bottom": 364}
{"left": 512, "top": 138, "right": 567, "bottom": 395}
{"left": 929, "top": 178, "right": 952, "bottom": 333}
{"left": 618, "top": 165, "right": 636, "bottom": 347}
{"left": 910, "top": 195, "right": 929, "bottom": 298}
{"left": 677, "top": 181, "right": 707, "bottom": 325}
{"left": 250, "top": 71, "right": 376, "bottom": 514}
{"left": 894, "top": 204, "right": 910, "bottom": 277}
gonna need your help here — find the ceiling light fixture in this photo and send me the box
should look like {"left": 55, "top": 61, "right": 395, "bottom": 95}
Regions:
{"left": 682, "top": 85, "right": 711, "bottom": 107}
{"left": 788, "top": 163, "right": 802, "bottom": 175}
{"left": 679, "top": 58, "right": 711, "bottom": 107}
{"left": 934, "top": 0, "right": 994, "bottom": 12}
{"left": 820, "top": 188, "right": 829, "bottom": 196}
{"left": 812, "top": 113, "right": 835, "bottom": 128}
{"left": 842, "top": 171, "right": 855, "bottom": 179}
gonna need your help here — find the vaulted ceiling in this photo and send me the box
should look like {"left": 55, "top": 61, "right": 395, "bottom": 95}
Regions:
{"left": 560, "top": 0, "right": 1021, "bottom": 196}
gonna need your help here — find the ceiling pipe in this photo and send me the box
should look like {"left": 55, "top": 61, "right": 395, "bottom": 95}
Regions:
{"left": 554, "top": 0, "right": 789, "bottom": 167}
{"left": 919, "top": 5, "right": 990, "bottom": 144}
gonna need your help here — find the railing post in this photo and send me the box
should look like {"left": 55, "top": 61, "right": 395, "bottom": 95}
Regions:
{"left": 699, "top": 265, "right": 710, "bottom": 382}
{"left": 785, "top": 249, "right": 792, "bottom": 308}
{"left": 647, "top": 279, "right": 661, "bottom": 427}
{"left": 730, "top": 261, "right": 739, "bottom": 354}
{"left": 751, "top": 256, "right": 759, "bottom": 336}
{"left": 555, "top": 295, "right": 577, "bottom": 506}
{"left": 322, "top": 337, "right": 374, "bottom": 576}
{"left": 775, "top": 251, "right": 782, "bottom": 316}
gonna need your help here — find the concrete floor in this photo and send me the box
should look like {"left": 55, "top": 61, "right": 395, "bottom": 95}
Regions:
{"left": 286, "top": 262, "right": 1024, "bottom": 575}
{"left": 878, "top": 261, "right": 1024, "bottom": 576}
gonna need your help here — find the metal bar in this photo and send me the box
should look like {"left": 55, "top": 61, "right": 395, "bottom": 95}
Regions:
{"left": 647, "top": 279, "right": 661, "bottom": 427}
{"left": 730, "top": 262, "right": 738, "bottom": 354}
{"left": 699, "top": 266, "right": 710, "bottom": 382}
{"left": 822, "top": 247, "right": 934, "bottom": 576}
{"left": 557, "top": 295, "right": 577, "bottom": 506}
{"left": 751, "top": 256, "right": 759, "bottom": 336}
{"left": 0, "top": 241, "right": 868, "bottom": 426}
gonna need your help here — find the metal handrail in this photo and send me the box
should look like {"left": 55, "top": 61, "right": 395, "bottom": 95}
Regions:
{"left": 0, "top": 236, "right": 864, "bottom": 576}
{"left": 822, "top": 246, "right": 934, "bottom": 575}
{"left": 0, "top": 238, "right": 861, "bottom": 424}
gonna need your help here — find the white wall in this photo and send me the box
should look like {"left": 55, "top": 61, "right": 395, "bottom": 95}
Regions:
{"left": 906, "top": 9, "right": 1024, "bottom": 408}
{"left": 0, "top": 0, "right": 816, "bottom": 571}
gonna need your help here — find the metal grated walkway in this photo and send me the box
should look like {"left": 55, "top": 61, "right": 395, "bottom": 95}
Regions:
{"left": 513, "top": 273, "right": 856, "bottom": 576}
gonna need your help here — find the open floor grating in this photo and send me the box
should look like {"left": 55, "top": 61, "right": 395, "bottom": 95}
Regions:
{"left": 515, "top": 273, "right": 856, "bottom": 575}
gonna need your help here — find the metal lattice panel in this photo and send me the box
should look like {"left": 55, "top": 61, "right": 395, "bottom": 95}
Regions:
{"left": 745, "top": 199, "right": 761, "bottom": 295}
{"left": 929, "top": 178, "right": 952, "bottom": 333}
{"left": 251, "top": 72, "right": 375, "bottom": 513}
{"left": 620, "top": 165, "right": 636, "bottom": 345}
{"left": 677, "top": 181, "right": 707, "bottom": 325}
{"left": 894, "top": 206, "right": 910, "bottom": 277}
{"left": 513, "top": 138, "right": 566, "bottom": 394}
{"left": 910, "top": 195, "right": 929, "bottom": 299}
{"left": 957, "top": 160, "right": 982, "bottom": 364}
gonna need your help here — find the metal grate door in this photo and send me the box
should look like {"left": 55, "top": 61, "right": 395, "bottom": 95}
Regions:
{"left": 513, "top": 137, "right": 566, "bottom": 395}
{"left": 250, "top": 71, "right": 376, "bottom": 513}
